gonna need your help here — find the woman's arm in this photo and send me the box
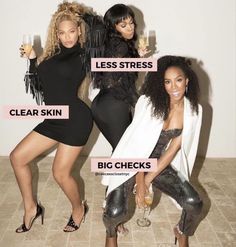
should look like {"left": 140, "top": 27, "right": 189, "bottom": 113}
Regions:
{"left": 135, "top": 172, "right": 148, "bottom": 208}
{"left": 20, "top": 47, "right": 44, "bottom": 105}
{"left": 145, "top": 134, "right": 182, "bottom": 188}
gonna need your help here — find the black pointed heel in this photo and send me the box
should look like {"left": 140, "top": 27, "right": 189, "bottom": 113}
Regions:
{"left": 63, "top": 200, "right": 89, "bottom": 232}
{"left": 16, "top": 203, "right": 44, "bottom": 233}
{"left": 174, "top": 236, "right": 177, "bottom": 245}
{"left": 174, "top": 224, "right": 189, "bottom": 247}
{"left": 82, "top": 200, "right": 89, "bottom": 223}
{"left": 174, "top": 225, "right": 182, "bottom": 245}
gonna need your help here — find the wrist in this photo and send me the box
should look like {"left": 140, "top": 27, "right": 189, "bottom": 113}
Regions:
{"left": 29, "top": 55, "right": 36, "bottom": 60}
{"left": 144, "top": 174, "right": 152, "bottom": 187}
{"left": 29, "top": 49, "right": 36, "bottom": 59}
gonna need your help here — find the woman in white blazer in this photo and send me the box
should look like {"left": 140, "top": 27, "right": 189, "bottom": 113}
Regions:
{"left": 102, "top": 56, "right": 203, "bottom": 247}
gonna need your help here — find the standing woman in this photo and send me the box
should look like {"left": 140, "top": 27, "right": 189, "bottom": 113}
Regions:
{"left": 102, "top": 56, "right": 203, "bottom": 247}
{"left": 90, "top": 3, "right": 144, "bottom": 236}
{"left": 10, "top": 2, "right": 92, "bottom": 233}
{"left": 91, "top": 4, "right": 139, "bottom": 152}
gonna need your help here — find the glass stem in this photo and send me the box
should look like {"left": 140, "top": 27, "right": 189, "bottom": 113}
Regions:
{"left": 147, "top": 206, "right": 151, "bottom": 216}
{"left": 143, "top": 207, "right": 148, "bottom": 219}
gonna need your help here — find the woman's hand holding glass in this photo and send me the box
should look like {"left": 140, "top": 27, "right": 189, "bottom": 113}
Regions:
{"left": 134, "top": 182, "right": 148, "bottom": 209}
{"left": 138, "top": 32, "right": 151, "bottom": 57}
{"left": 20, "top": 35, "right": 36, "bottom": 75}
{"left": 20, "top": 45, "right": 36, "bottom": 59}
{"left": 21, "top": 35, "right": 36, "bottom": 59}
{"left": 136, "top": 183, "right": 154, "bottom": 227}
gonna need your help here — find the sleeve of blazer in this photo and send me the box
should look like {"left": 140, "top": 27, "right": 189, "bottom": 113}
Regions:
{"left": 187, "top": 104, "right": 203, "bottom": 176}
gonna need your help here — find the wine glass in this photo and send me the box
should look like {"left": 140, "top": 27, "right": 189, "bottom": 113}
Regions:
{"left": 138, "top": 31, "right": 149, "bottom": 50}
{"left": 136, "top": 186, "right": 154, "bottom": 227}
{"left": 22, "top": 34, "right": 32, "bottom": 75}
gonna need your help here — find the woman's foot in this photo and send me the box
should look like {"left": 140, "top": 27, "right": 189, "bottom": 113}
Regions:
{"left": 173, "top": 225, "right": 189, "bottom": 247}
{"left": 16, "top": 203, "right": 44, "bottom": 233}
{"left": 63, "top": 200, "right": 88, "bottom": 232}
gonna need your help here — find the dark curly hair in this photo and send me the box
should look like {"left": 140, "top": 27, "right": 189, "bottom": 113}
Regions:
{"left": 104, "top": 4, "right": 137, "bottom": 57}
{"left": 141, "top": 55, "right": 200, "bottom": 120}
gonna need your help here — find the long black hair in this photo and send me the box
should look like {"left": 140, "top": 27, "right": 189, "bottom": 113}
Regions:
{"left": 104, "top": 4, "right": 137, "bottom": 56}
{"left": 142, "top": 55, "right": 200, "bottom": 120}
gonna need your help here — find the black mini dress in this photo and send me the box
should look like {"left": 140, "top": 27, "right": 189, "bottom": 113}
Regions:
{"left": 29, "top": 44, "right": 93, "bottom": 146}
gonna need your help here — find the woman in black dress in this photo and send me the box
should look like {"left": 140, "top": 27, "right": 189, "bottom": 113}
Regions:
{"left": 10, "top": 2, "right": 92, "bottom": 233}
{"left": 91, "top": 4, "right": 143, "bottom": 237}
{"left": 91, "top": 4, "right": 139, "bottom": 151}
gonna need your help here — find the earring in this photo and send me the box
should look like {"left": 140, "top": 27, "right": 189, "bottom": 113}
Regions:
{"left": 185, "top": 85, "right": 188, "bottom": 94}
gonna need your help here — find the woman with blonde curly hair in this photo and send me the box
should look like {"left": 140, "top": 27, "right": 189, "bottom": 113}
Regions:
{"left": 10, "top": 1, "right": 94, "bottom": 233}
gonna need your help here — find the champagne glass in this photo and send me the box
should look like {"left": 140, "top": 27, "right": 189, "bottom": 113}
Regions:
{"left": 137, "top": 186, "right": 154, "bottom": 227}
{"left": 22, "top": 34, "right": 32, "bottom": 75}
{"left": 138, "top": 31, "right": 149, "bottom": 50}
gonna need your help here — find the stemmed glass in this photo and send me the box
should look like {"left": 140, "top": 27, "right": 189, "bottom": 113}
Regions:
{"left": 138, "top": 31, "right": 149, "bottom": 57}
{"left": 138, "top": 31, "right": 149, "bottom": 48}
{"left": 136, "top": 186, "right": 154, "bottom": 227}
{"left": 22, "top": 34, "right": 32, "bottom": 75}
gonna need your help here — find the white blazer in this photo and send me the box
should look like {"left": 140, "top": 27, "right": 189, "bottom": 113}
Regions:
{"left": 102, "top": 95, "right": 202, "bottom": 197}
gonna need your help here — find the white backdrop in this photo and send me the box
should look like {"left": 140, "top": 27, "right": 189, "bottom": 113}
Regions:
{"left": 0, "top": 0, "right": 235, "bottom": 158}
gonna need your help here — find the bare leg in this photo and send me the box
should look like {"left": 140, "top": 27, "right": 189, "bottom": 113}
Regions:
{"left": 105, "top": 236, "right": 118, "bottom": 247}
{"left": 10, "top": 131, "right": 57, "bottom": 229}
{"left": 174, "top": 226, "right": 189, "bottom": 247}
{"left": 52, "top": 143, "right": 84, "bottom": 231}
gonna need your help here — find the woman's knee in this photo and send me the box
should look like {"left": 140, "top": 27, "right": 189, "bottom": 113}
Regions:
{"left": 103, "top": 202, "right": 127, "bottom": 221}
{"left": 52, "top": 168, "right": 69, "bottom": 184}
{"left": 103, "top": 192, "right": 128, "bottom": 225}
{"left": 184, "top": 195, "right": 203, "bottom": 215}
{"left": 103, "top": 206, "right": 128, "bottom": 237}
{"left": 9, "top": 149, "right": 26, "bottom": 168}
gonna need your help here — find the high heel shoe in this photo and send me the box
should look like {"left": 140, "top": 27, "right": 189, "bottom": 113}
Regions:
{"left": 16, "top": 203, "right": 44, "bottom": 233}
{"left": 63, "top": 200, "right": 89, "bottom": 232}
{"left": 117, "top": 224, "right": 129, "bottom": 236}
{"left": 173, "top": 225, "right": 189, "bottom": 247}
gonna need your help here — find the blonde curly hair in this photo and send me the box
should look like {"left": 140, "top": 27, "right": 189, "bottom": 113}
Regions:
{"left": 39, "top": 1, "right": 88, "bottom": 63}
{"left": 38, "top": 1, "right": 92, "bottom": 99}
